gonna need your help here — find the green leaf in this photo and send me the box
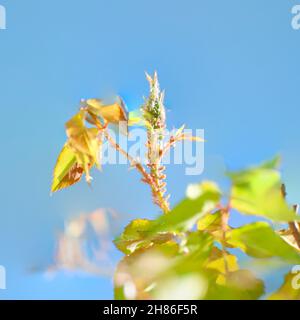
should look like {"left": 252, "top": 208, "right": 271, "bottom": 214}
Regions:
{"left": 227, "top": 222, "right": 300, "bottom": 263}
{"left": 228, "top": 157, "right": 299, "bottom": 222}
{"left": 182, "top": 231, "right": 214, "bottom": 262}
{"left": 114, "top": 219, "right": 173, "bottom": 255}
{"left": 150, "top": 181, "right": 221, "bottom": 234}
{"left": 268, "top": 269, "right": 300, "bottom": 300}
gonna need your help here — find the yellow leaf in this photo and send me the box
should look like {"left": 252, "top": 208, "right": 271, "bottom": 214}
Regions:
{"left": 85, "top": 98, "right": 104, "bottom": 116}
{"left": 64, "top": 110, "right": 103, "bottom": 185}
{"left": 206, "top": 247, "right": 239, "bottom": 285}
{"left": 74, "top": 150, "right": 93, "bottom": 184}
{"left": 66, "top": 111, "right": 102, "bottom": 166}
{"left": 51, "top": 144, "right": 80, "bottom": 192}
{"left": 86, "top": 98, "right": 128, "bottom": 124}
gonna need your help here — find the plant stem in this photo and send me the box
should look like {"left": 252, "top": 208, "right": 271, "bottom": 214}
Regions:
{"left": 90, "top": 113, "right": 170, "bottom": 213}
{"left": 105, "top": 130, "right": 170, "bottom": 213}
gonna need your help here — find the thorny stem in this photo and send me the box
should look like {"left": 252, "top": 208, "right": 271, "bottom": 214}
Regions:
{"left": 147, "top": 132, "right": 170, "bottom": 214}
{"left": 90, "top": 112, "right": 170, "bottom": 213}
{"left": 281, "top": 184, "right": 300, "bottom": 249}
{"left": 106, "top": 130, "right": 170, "bottom": 214}
{"left": 142, "top": 72, "right": 170, "bottom": 214}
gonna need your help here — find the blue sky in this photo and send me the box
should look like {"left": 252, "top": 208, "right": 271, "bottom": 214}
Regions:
{"left": 0, "top": 0, "right": 300, "bottom": 299}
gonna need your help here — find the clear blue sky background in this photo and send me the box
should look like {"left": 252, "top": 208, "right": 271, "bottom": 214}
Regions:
{"left": 0, "top": 0, "right": 300, "bottom": 299}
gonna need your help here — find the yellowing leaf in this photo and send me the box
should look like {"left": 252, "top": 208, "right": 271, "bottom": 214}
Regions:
{"left": 66, "top": 112, "right": 99, "bottom": 158}
{"left": 86, "top": 98, "right": 128, "bottom": 124}
{"left": 207, "top": 247, "right": 239, "bottom": 273}
{"left": 51, "top": 144, "right": 80, "bottom": 192}
{"left": 206, "top": 247, "right": 239, "bottom": 285}
{"left": 52, "top": 110, "right": 103, "bottom": 191}
{"left": 85, "top": 98, "right": 104, "bottom": 116}
{"left": 65, "top": 111, "right": 103, "bottom": 183}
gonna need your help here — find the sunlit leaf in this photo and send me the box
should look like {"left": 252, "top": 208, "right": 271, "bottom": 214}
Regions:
{"left": 114, "top": 219, "right": 173, "bottom": 255}
{"left": 197, "top": 210, "right": 222, "bottom": 232}
{"left": 85, "top": 98, "right": 104, "bottom": 116}
{"left": 65, "top": 110, "right": 102, "bottom": 183}
{"left": 51, "top": 144, "right": 78, "bottom": 192}
{"left": 150, "top": 181, "right": 221, "bottom": 234}
{"left": 86, "top": 98, "right": 128, "bottom": 124}
{"left": 66, "top": 111, "right": 101, "bottom": 162}
{"left": 183, "top": 231, "right": 214, "bottom": 262}
{"left": 227, "top": 222, "right": 300, "bottom": 263}
{"left": 228, "top": 157, "right": 299, "bottom": 222}
{"left": 206, "top": 247, "right": 239, "bottom": 285}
